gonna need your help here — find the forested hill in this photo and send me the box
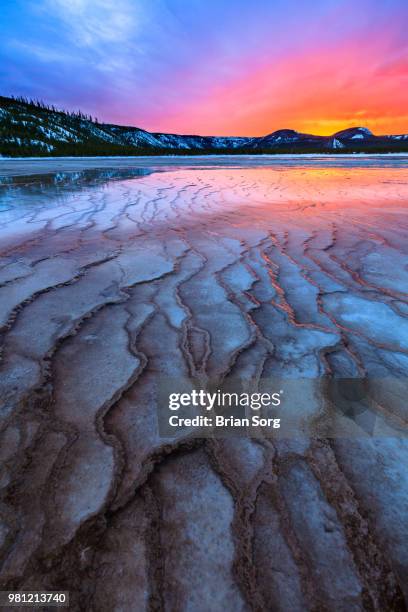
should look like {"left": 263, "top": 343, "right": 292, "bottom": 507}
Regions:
{"left": 1, "top": 95, "right": 407, "bottom": 156}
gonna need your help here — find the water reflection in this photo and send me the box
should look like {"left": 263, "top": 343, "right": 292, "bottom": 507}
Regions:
{"left": 0, "top": 167, "right": 152, "bottom": 189}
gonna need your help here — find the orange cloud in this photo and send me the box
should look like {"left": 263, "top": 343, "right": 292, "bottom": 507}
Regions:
{"left": 153, "top": 35, "right": 408, "bottom": 136}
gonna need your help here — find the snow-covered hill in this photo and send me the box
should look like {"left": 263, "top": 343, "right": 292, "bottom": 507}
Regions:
{"left": 1, "top": 96, "right": 407, "bottom": 156}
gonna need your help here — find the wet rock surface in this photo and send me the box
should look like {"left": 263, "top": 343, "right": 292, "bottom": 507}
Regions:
{"left": 0, "top": 159, "right": 407, "bottom": 611}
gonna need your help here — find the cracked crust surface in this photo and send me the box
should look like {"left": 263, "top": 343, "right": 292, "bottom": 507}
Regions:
{"left": 0, "top": 161, "right": 407, "bottom": 611}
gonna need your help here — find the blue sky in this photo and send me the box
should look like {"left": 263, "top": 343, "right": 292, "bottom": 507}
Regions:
{"left": 1, "top": 0, "right": 407, "bottom": 135}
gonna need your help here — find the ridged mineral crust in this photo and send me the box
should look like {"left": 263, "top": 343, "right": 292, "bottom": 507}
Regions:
{"left": 0, "top": 161, "right": 407, "bottom": 611}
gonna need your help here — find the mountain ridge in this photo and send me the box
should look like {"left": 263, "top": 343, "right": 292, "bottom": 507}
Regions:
{"left": 1, "top": 95, "right": 407, "bottom": 156}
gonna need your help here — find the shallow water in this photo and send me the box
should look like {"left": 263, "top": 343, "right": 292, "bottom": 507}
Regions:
{"left": 0, "top": 159, "right": 408, "bottom": 608}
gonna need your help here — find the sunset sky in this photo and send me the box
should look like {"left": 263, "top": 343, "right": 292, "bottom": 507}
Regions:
{"left": 0, "top": 0, "right": 407, "bottom": 136}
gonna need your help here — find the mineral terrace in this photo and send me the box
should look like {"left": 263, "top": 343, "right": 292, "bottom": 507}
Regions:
{"left": 0, "top": 156, "right": 407, "bottom": 611}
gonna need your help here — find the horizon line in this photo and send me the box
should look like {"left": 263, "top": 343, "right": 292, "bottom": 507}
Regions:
{"left": 2, "top": 93, "right": 407, "bottom": 139}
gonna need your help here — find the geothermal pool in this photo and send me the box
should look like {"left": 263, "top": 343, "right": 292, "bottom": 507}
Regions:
{"left": 0, "top": 157, "right": 407, "bottom": 610}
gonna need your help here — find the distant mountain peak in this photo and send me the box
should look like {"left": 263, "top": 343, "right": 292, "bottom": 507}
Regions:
{"left": 264, "top": 129, "right": 300, "bottom": 140}
{"left": 269, "top": 129, "right": 299, "bottom": 136}
{"left": 1, "top": 96, "right": 407, "bottom": 156}
{"left": 333, "top": 127, "right": 373, "bottom": 139}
